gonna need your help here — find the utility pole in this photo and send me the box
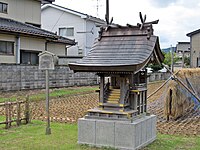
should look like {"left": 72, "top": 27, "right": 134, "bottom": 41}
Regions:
{"left": 105, "top": 0, "right": 109, "bottom": 23}
{"left": 182, "top": 49, "right": 185, "bottom": 68}
{"left": 171, "top": 45, "right": 174, "bottom": 72}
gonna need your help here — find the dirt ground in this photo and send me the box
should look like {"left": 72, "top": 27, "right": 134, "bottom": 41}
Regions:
{"left": 147, "top": 81, "right": 200, "bottom": 136}
{"left": 0, "top": 82, "right": 200, "bottom": 136}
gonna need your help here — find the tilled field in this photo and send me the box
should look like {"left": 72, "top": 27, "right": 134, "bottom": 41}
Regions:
{"left": 147, "top": 81, "right": 200, "bottom": 136}
{"left": 1, "top": 82, "right": 200, "bottom": 136}
{"left": 31, "top": 93, "right": 99, "bottom": 123}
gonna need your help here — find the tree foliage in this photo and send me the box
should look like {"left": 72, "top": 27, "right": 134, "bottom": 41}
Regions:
{"left": 184, "top": 56, "right": 190, "bottom": 66}
{"left": 163, "top": 52, "right": 179, "bottom": 67}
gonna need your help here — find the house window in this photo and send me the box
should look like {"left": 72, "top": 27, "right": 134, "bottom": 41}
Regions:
{"left": 21, "top": 51, "right": 39, "bottom": 65}
{"left": 0, "top": 41, "right": 14, "bottom": 55}
{"left": 0, "top": 2, "right": 8, "bottom": 14}
{"left": 59, "top": 27, "right": 74, "bottom": 37}
{"left": 78, "top": 48, "right": 83, "bottom": 56}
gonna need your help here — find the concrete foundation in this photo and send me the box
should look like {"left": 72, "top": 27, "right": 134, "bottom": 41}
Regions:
{"left": 78, "top": 115, "right": 157, "bottom": 150}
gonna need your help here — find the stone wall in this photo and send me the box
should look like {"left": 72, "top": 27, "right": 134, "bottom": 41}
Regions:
{"left": 0, "top": 64, "right": 97, "bottom": 91}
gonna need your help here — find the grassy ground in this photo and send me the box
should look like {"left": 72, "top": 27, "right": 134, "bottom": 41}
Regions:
{"left": 0, "top": 119, "right": 200, "bottom": 150}
{"left": 0, "top": 86, "right": 98, "bottom": 103}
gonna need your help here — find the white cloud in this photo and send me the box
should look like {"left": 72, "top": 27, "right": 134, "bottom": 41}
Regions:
{"left": 54, "top": 0, "right": 200, "bottom": 48}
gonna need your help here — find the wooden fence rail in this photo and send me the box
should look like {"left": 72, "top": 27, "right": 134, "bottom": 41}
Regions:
{"left": 0, "top": 96, "right": 30, "bottom": 129}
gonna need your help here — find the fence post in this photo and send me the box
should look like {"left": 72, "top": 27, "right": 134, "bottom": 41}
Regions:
{"left": 8, "top": 102, "right": 12, "bottom": 128}
{"left": 5, "top": 102, "right": 9, "bottom": 129}
{"left": 16, "top": 101, "right": 21, "bottom": 126}
{"left": 24, "top": 95, "right": 30, "bottom": 124}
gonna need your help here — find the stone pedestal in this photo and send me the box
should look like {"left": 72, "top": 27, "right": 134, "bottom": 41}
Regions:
{"left": 78, "top": 115, "right": 156, "bottom": 150}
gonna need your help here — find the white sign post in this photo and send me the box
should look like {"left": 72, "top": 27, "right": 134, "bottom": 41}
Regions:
{"left": 39, "top": 51, "right": 56, "bottom": 135}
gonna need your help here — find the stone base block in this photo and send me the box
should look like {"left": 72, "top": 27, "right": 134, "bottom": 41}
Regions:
{"left": 78, "top": 115, "right": 157, "bottom": 150}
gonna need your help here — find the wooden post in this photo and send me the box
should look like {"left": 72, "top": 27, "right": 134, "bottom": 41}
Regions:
{"left": 8, "top": 102, "right": 12, "bottom": 128}
{"left": 144, "top": 91, "right": 147, "bottom": 112}
{"left": 16, "top": 101, "right": 21, "bottom": 126}
{"left": 25, "top": 95, "right": 30, "bottom": 124}
{"left": 5, "top": 102, "right": 9, "bottom": 129}
{"left": 133, "top": 93, "right": 137, "bottom": 110}
{"left": 45, "top": 70, "right": 51, "bottom": 135}
{"left": 99, "top": 74, "right": 105, "bottom": 104}
{"left": 120, "top": 77, "right": 125, "bottom": 105}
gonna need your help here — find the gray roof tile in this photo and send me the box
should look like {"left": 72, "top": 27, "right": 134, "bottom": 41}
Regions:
{"left": 69, "top": 25, "right": 164, "bottom": 72}
{"left": 0, "top": 17, "right": 75, "bottom": 45}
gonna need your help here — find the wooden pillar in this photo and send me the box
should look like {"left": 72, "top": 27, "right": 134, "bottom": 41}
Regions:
{"left": 140, "top": 92, "right": 143, "bottom": 113}
{"left": 133, "top": 93, "right": 138, "bottom": 110}
{"left": 137, "top": 93, "right": 140, "bottom": 115}
{"left": 111, "top": 76, "right": 115, "bottom": 87}
{"left": 99, "top": 74, "right": 105, "bottom": 104}
{"left": 16, "top": 102, "right": 21, "bottom": 126}
{"left": 5, "top": 102, "right": 9, "bottom": 129}
{"left": 25, "top": 95, "right": 30, "bottom": 124}
{"left": 8, "top": 102, "right": 12, "bottom": 128}
{"left": 120, "top": 77, "right": 125, "bottom": 105}
{"left": 144, "top": 90, "right": 147, "bottom": 113}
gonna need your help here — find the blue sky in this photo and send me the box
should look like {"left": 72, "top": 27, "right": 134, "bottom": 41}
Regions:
{"left": 54, "top": 0, "right": 200, "bottom": 49}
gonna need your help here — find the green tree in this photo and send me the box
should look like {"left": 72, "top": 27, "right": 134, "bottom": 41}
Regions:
{"left": 163, "top": 52, "right": 179, "bottom": 67}
{"left": 184, "top": 56, "right": 190, "bottom": 66}
{"left": 148, "top": 64, "right": 163, "bottom": 72}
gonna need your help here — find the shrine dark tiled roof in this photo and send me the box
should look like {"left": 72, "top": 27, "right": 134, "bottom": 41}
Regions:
{"left": 0, "top": 17, "right": 75, "bottom": 45}
{"left": 69, "top": 25, "right": 164, "bottom": 73}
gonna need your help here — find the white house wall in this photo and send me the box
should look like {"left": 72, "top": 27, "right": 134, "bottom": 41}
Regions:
{"left": 191, "top": 33, "right": 200, "bottom": 67}
{"left": 0, "top": 34, "right": 16, "bottom": 63}
{"left": 86, "top": 20, "right": 100, "bottom": 55}
{"left": 42, "top": 7, "right": 104, "bottom": 56}
{"left": 20, "top": 37, "right": 46, "bottom": 52}
{"left": 47, "top": 43, "right": 66, "bottom": 56}
{"left": 0, "top": 0, "right": 41, "bottom": 25}
{"left": 0, "top": 33, "right": 67, "bottom": 64}
{"left": 42, "top": 7, "right": 87, "bottom": 56}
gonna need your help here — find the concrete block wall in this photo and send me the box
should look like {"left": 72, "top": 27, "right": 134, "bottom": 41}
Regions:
{"left": 148, "top": 72, "right": 171, "bottom": 82}
{"left": 0, "top": 64, "right": 97, "bottom": 91}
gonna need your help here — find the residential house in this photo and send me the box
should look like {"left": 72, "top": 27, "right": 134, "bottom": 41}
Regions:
{"left": 175, "top": 42, "right": 190, "bottom": 67}
{"left": 41, "top": 4, "right": 105, "bottom": 62}
{"left": 0, "top": 0, "right": 75, "bottom": 64}
{"left": 187, "top": 29, "right": 200, "bottom": 67}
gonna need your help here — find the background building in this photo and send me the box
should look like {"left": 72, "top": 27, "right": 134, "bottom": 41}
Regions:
{"left": 175, "top": 42, "right": 190, "bottom": 68}
{"left": 41, "top": 4, "right": 105, "bottom": 60}
{"left": 187, "top": 29, "right": 200, "bottom": 67}
{"left": 0, "top": 0, "right": 75, "bottom": 64}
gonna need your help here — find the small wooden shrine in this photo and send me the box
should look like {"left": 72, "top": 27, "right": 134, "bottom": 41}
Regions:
{"left": 69, "top": 15, "right": 164, "bottom": 121}
{"left": 69, "top": 10, "right": 164, "bottom": 149}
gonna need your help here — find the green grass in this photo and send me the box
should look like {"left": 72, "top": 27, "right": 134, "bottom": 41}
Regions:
{"left": 0, "top": 120, "right": 200, "bottom": 150}
{"left": 0, "top": 120, "right": 109, "bottom": 150}
{"left": 0, "top": 86, "right": 98, "bottom": 103}
{"left": 144, "top": 134, "right": 200, "bottom": 150}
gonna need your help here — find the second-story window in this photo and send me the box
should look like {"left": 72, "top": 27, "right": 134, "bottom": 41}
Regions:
{"left": 59, "top": 27, "right": 74, "bottom": 37}
{"left": 0, "top": 2, "right": 8, "bottom": 14}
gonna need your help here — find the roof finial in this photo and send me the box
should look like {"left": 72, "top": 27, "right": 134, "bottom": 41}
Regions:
{"left": 139, "top": 12, "right": 146, "bottom": 30}
{"left": 138, "top": 12, "right": 159, "bottom": 30}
